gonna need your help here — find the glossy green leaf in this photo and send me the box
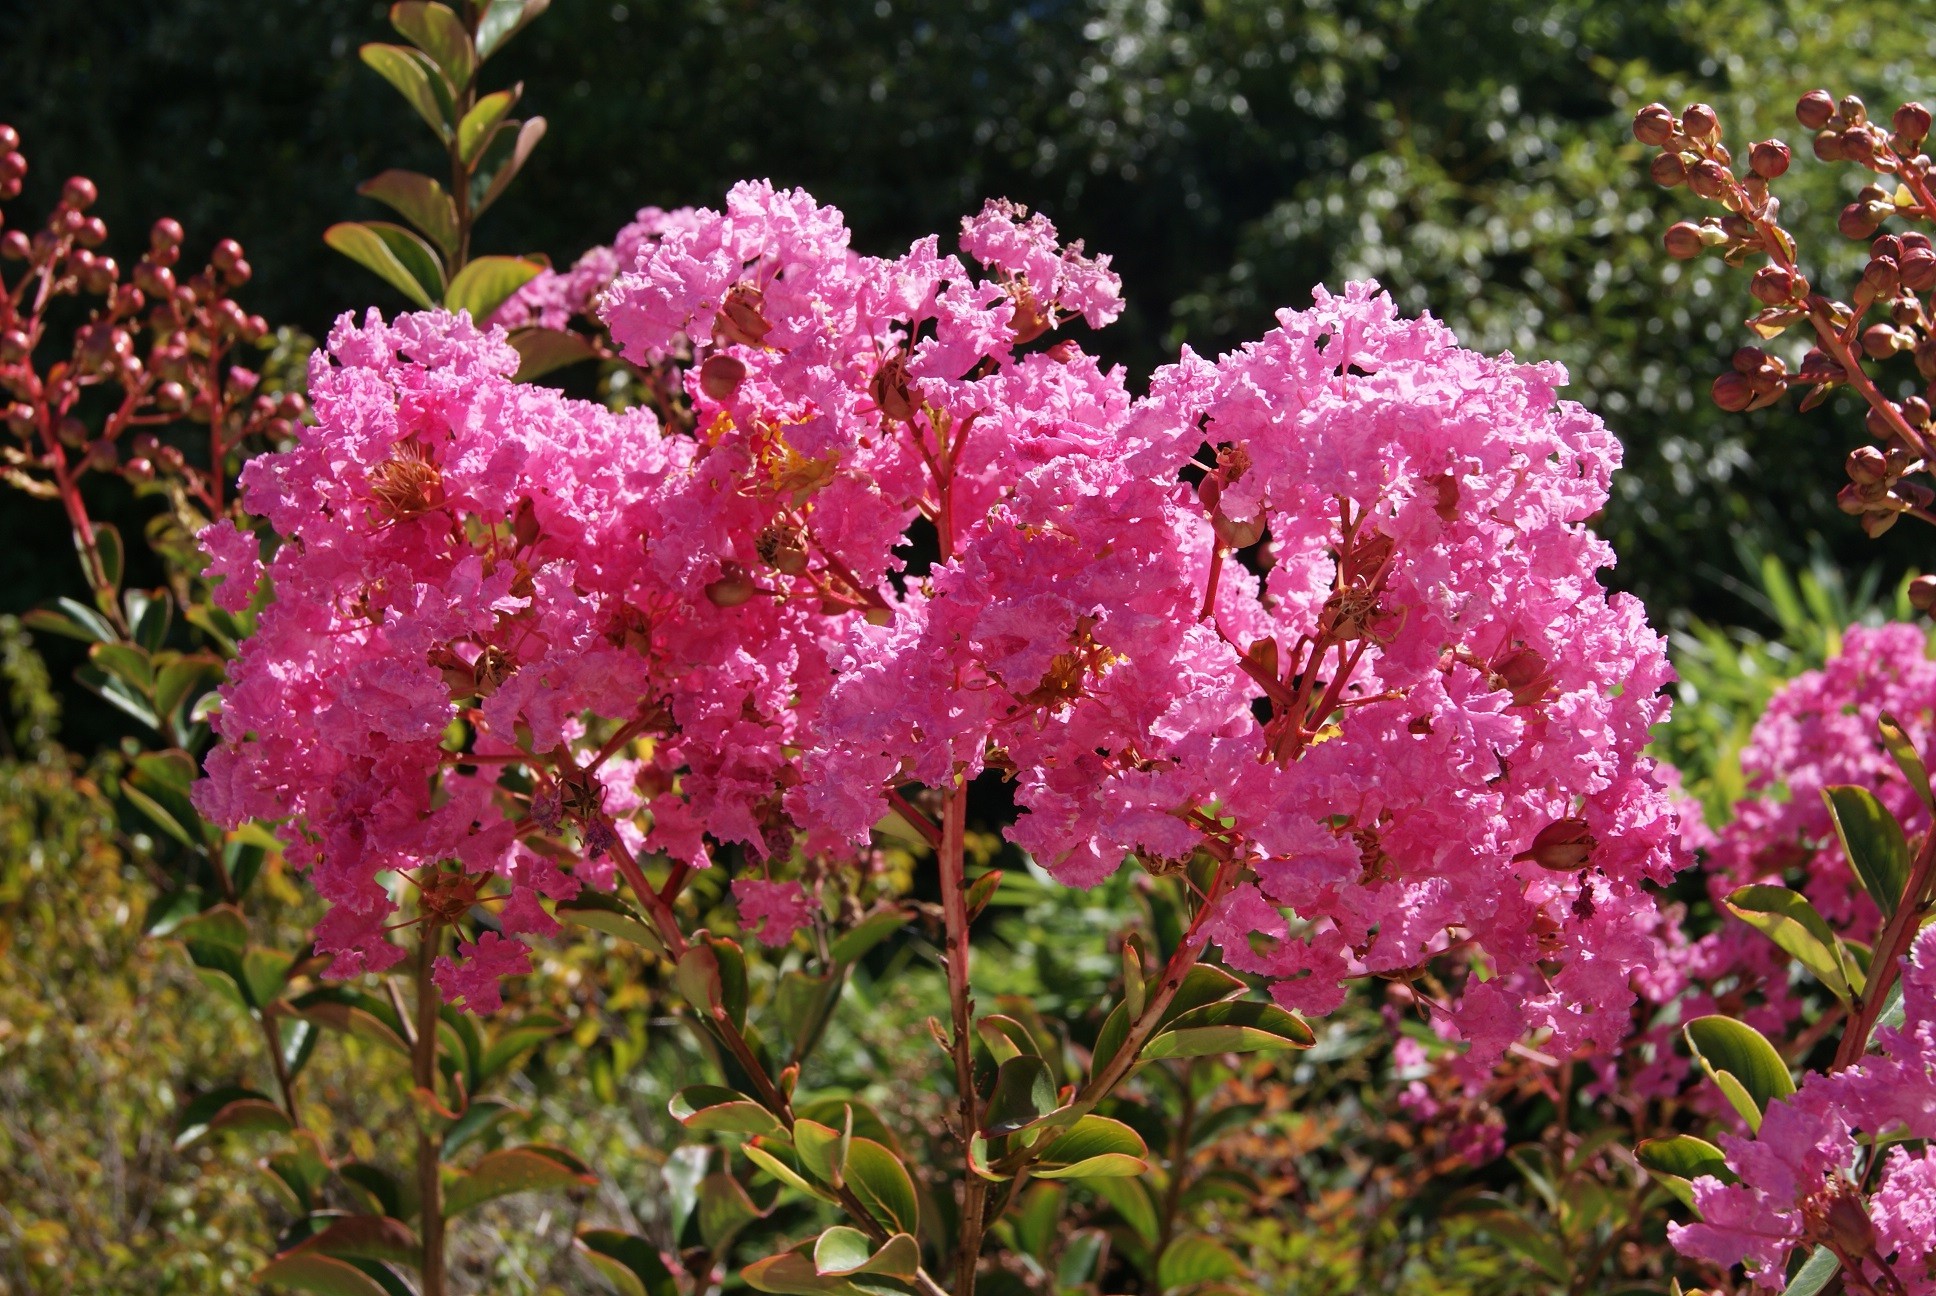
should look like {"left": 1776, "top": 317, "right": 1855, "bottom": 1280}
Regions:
{"left": 1033, "top": 1115, "right": 1149, "bottom": 1179}
{"left": 670, "top": 1084, "right": 786, "bottom": 1138}
{"left": 281, "top": 1216, "right": 419, "bottom": 1266}
{"left": 1787, "top": 1246, "right": 1842, "bottom": 1296}
{"left": 390, "top": 2, "right": 473, "bottom": 87}
{"left": 556, "top": 890, "right": 663, "bottom": 953}
{"left": 983, "top": 1055, "right": 1058, "bottom": 1136}
{"left": 265, "top": 1131, "right": 332, "bottom": 1214}
{"left": 472, "top": 116, "right": 546, "bottom": 215}
{"left": 356, "top": 170, "right": 459, "bottom": 259}
{"left": 443, "top": 1145, "right": 594, "bottom": 1216}
{"left": 793, "top": 1115, "right": 849, "bottom": 1185}
{"left": 697, "top": 1172, "right": 765, "bottom": 1250}
{"left": 358, "top": 43, "right": 450, "bottom": 138}
{"left": 479, "top": 1014, "right": 565, "bottom": 1079}
{"left": 576, "top": 1229, "right": 679, "bottom": 1296}
{"left": 255, "top": 1253, "right": 389, "bottom": 1296}
{"left": 1823, "top": 785, "right": 1911, "bottom": 917}
{"left": 174, "top": 1085, "right": 289, "bottom": 1147}
{"left": 828, "top": 907, "right": 906, "bottom": 963}
{"left": 458, "top": 87, "right": 520, "bottom": 166}
{"left": 475, "top": 0, "right": 550, "bottom": 60}
{"left": 742, "top": 1137, "right": 838, "bottom": 1203}
{"left": 339, "top": 1162, "right": 417, "bottom": 1223}
{"left": 442, "top": 1098, "right": 521, "bottom": 1157}
{"left": 845, "top": 1137, "right": 919, "bottom": 1234}
{"left": 1092, "top": 963, "right": 1246, "bottom": 1077}
{"left": 325, "top": 221, "right": 441, "bottom": 308}
{"left": 1724, "top": 884, "right": 1857, "bottom": 1001}
{"left": 444, "top": 255, "right": 544, "bottom": 321}
{"left": 509, "top": 326, "right": 598, "bottom": 382}
{"left": 1877, "top": 712, "right": 1934, "bottom": 812}
{"left": 1636, "top": 1135, "right": 1733, "bottom": 1210}
{"left": 89, "top": 522, "right": 124, "bottom": 594}
{"left": 1685, "top": 1015, "right": 1794, "bottom": 1130}
{"left": 1140, "top": 999, "right": 1315, "bottom": 1059}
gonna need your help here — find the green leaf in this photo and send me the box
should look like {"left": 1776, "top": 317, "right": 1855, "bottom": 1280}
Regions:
{"left": 281, "top": 1216, "right": 419, "bottom": 1266}
{"left": 358, "top": 43, "right": 451, "bottom": 138}
{"left": 256, "top": 1253, "right": 390, "bottom": 1296}
{"left": 390, "top": 2, "right": 474, "bottom": 88}
{"left": 1157, "top": 1235, "right": 1246, "bottom": 1291}
{"left": 240, "top": 945, "right": 296, "bottom": 1010}
{"left": 509, "top": 327, "right": 599, "bottom": 382}
{"left": 1635, "top": 1135, "right": 1733, "bottom": 1210}
{"left": 443, "top": 1098, "right": 522, "bottom": 1157}
{"left": 129, "top": 588, "right": 172, "bottom": 652}
{"left": 1140, "top": 999, "right": 1315, "bottom": 1059}
{"left": 1823, "top": 785, "right": 1911, "bottom": 918}
{"left": 475, "top": 0, "right": 550, "bottom": 60}
{"left": 576, "top": 1232, "right": 675, "bottom": 1296}
{"left": 340, "top": 1162, "right": 418, "bottom": 1222}
{"left": 1057, "top": 1231, "right": 1105, "bottom": 1288}
{"left": 292, "top": 987, "right": 411, "bottom": 1057}
{"left": 478, "top": 1014, "right": 565, "bottom": 1079}
{"left": 1092, "top": 964, "right": 1246, "bottom": 1078}
{"left": 1013, "top": 1182, "right": 1068, "bottom": 1259}
{"left": 793, "top": 1116, "right": 849, "bottom": 1186}
{"left": 697, "top": 1172, "right": 765, "bottom": 1250}
{"left": 443, "top": 1145, "right": 595, "bottom": 1216}
{"left": 1033, "top": 1115, "right": 1149, "bottom": 1179}
{"left": 472, "top": 116, "right": 547, "bottom": 216}
{"left": 845, "top": 1137, "right": 919, "bottom": 1234}
{"left": 743, "top": 1137, "right": 838, "bottom": 1204}
{"left": 670, "top": 1085, "right": 787, "bottom": 1138}
{"left": 556, "top": 890, "right": 663, "bottom": 953}
{"left": 265, "top": 1131, "right": 332, "bottom": 1213}
{"left": 173, "top": 904, "right": 249, "bottom": 950}
{"left": 773, "top": 969, "right": 840, "bottom": 1063}
{"left": 576, "top": 1229, "right": 679, "bottom": 1296}
{"left": 1724, "top": 884, "right": 1857, "bottom": 1001}
{"left": 983, "top": 1055, "right": 1058, "bottom": 1137}
{"left": 21, "top": 602, "right": 113, "bottom": 643}
{"left": 828, "top": 907, "right": 907, "bottom": 963}
{"left": 1877, "top": 712, "right": 1934, "bottom": 812}
{"left": 1787, "top": 1246, "right": 1842, "bottom": 1296}
{"left": 444, "top": 255, "right": 544, "bottom": 321}
{"left": 356, "top": 170, "right": 459, "bottom": 259}
{"left": 1684, "top": 1016, "right": 1794, "bottom": 1130}
{"left": 458, "top": 88, "right": 520, "bottom": 167}
{"left": 88, "top": 522, "right": 124, "bottom": 594}
{"left": 1089, "top": 1174, "right": 1160, "bottom": 1246}
{"left": 325, "top": 221, "right": 442, "bottom": 308}
{"left": 175, "top": 1085, "right": 290, "bottom": 1147}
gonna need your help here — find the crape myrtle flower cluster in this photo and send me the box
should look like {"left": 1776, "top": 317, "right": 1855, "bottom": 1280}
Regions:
{"left": 1671, "top": 925, "right": 1936, "bottom": 1293}
{"left": 199, "top": 181, "right": 1681, "bottom": 1069}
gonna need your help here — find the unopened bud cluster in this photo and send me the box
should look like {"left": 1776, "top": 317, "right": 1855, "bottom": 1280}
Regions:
{"left": 0, "top": 125, "right": 299, "bottom": 522}
{"left": 1637, "top": 93, "right": 1936, "bottom": 561}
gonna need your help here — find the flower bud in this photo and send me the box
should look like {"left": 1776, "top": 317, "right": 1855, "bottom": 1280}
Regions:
{"left": 0, "top": 126, "right": 16, "bottom": 153}
{"left": 0, "top": 230, "right": 27, "bottom": 261}
{"left": 1909, "top": 574, "right": 1936, "bottom": 612}
{"left": 210, "top": 238, "right": 244, "bottom": 274}
{"left": 715, "top": 284, "right": 771, "bottom": 349}
{"left": 1750, "top": 264, "right": 1798, "bottom": 304}
{"left": 1212, "top": 509, "right": 1266, "bottom": 549}
{"left": 1814, "top": 129, "right": 1845, "bottom": 162}
{"left": 699, "top": 352, "right": 747, "bottom": 401}
{"left": 1863, "top": 323, "right": 1912, "bottom": 359}
{"left": 1896, "top": 102, "right": 1933, "bottom": 145}
{"left": 1632, "top": 103, "right": 1677, "bottom": 146}
{"left": 60, "top": 176, "right": 96, "bottom": 210}
{"left": 1516, "top": 818, "right": 1596, "bottom": 871}
{"left": 0, "top": 152, "right": 26, "bottom": 183}
{"left": 0, "top": 329, "right": 26, "bottom": 364}
{"left": 150, "top": 217, "right": 183, "bottom": 251}
{"left": 705, "top": 564, "right": 757, "bottom": 608}
{"left": 85, "top": 439, "right": 116, "bottom": 472}
{"left": 1903, "top": 247, "right": 1936, "bottom": 292}
{"left": 1840, "top": 202, "right": 1885, "bottom": 241}
{"left": 1847, "top": 444, "right": 1889, "bottom": 486}
{"left": 867, "top": 352, "right": 914, "bottom": 420}
{"left": 155, "top": 380, "right": 187, "bottom": 410}
{"left": 1840, "top": 95, "right": 1869, "bottom": 125}
{"left": 1649, "top": 152, "right": 1688, "bottom": 187}
{"left": 1864, "top": 255, "right": 1902, "bottom": 296}
{"left": 3, "top": 404, "right": 32, "bottom": 438}
{"left": 1681, "top": 102, "right": 1720, "bottom": 142}
{"left": 1797, "top": 89, "right": 1836, "bottom": 129}
{"left": 1663, "top": 221, "right": 1706, "bottom": 259}
{"left": 1748, "top": 139, "right": 1791, "bottom": 178}
{"left": 1688, "top": 158, "right": 1732, "bottom": 200}
{"left": 1842, "top": 126, "right": 1878, "bottom": 165}
{"left": 1711, "top": 371, "right": 1754, "bottom": 411}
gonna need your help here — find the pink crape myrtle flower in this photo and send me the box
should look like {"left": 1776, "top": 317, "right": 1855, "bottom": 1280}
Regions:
{"left": 733, "top": 878, "right": 817, "bottom": 947}
{"left": 1672, "top": 926, "right": 1936, "bottom": 1291}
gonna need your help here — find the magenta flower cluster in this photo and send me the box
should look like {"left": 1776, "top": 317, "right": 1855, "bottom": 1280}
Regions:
{"left": 197, "top": 182, "right": 1681, "bottom": 1065}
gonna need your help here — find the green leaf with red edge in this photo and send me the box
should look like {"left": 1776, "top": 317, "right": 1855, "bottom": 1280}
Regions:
{"left": 325, "top": 221, "right": 442, "bottom": 308}
{"left": 255, "top": 1253, "right": 390, "bottom": 1296}
{"left": 444, "top": 254, "right": 543, "bottom": 321}
{"left": 844, "top": 1137, "right": 919, "bottom": 1235}
{"left": 827, "top": 907, "right": 907, "bottom": 964}
{"left": 576, "top": 1229, "right": 679, "bottom": 1296}
{"left": 358, "top": 43, "right": 451, "bottom": 138}
{"left": 556, "top": 889, "right": 663, "bottom": 953}
{"left": 265, "top": 1131, "right": 332, "bottom": 1213}
{"left": 472, "top": 116, "right": 547, "bottom": 216}
{"left": 356, "top": 170, "right": 459, "bottom": 259}
{"left": 389, "top": 2, "right": 474, "bottom": 89}
{"left": 697, "top": 1172, "right": 767, "bottom": 1250}
{"left": 443, "top": 1145, "right": 595, "bottom": 1217}
{"left": 1091, "top": 963, "right": 1245, "bottom": 1078}
{"left": 174, "top": 1085, "right": 291, "bottom": 1147}
{"left": 458, "top": 87, "right": 521, "bottom": 167}
{"left": 1636, "top": 1134, "right": 1733, "bottom": 1210}
{"left": 1878, "top": 712, "right": 1934, "bottom": 812}
{"left": 670, "top": 1084, "right": 787, "bottom": 1138}
{"left": 280, "top": 1215, "right": 419, "bottom": 1266}
{"left": 475, "top": 0, "right": 550, "bottom": 60}
{"left": 1139, "top": 998, "right": 1315, "bottom": 1059}
{"left": 1031, "top": 1115, "right": 1148, "bottom": 1180}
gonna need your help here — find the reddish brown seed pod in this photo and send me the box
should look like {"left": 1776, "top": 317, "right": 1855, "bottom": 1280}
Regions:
{"left": 1632, "top": 103, "right": 1677, "bottom": 147}
{"left": 60, "top": 176, "right": 97, "bottom": 210}
{"left": 1648, "top": 152, "right": 1688, "bottom": 187}
{"left": 1663, "top": 221, "right": 1706, "bottom": 260}
{"left": 1681, "top": 102, "right": 1720, "bottom": 142}
{"left": 1895, "top": 102, "right": 1933, "bottom": 144}
{"left": 1711, "top": 371, "right": 1754, "bottom": 411}
{"left": 1748, "top": 139, "right": 1791, "bottom": 179}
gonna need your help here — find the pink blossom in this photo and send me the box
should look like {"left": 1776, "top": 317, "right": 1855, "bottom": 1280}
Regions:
{"left": 733, "top": 879, "right": 817, "bottom": 947}
{"left": 197, "top": 518, "right": 261, "bottom": 612}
